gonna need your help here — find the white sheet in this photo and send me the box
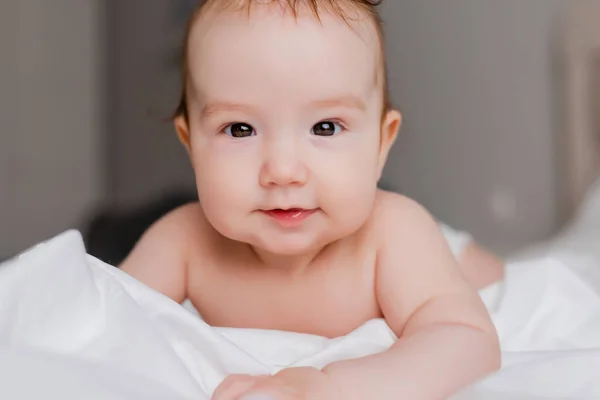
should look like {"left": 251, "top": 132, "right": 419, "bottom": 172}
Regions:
{"left": 1, "top": 231, "right": 600, "bottom": 399}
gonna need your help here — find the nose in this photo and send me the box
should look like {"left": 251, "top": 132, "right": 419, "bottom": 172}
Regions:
{"left": 259, "top": 141, "right": 308, "bottom": 188}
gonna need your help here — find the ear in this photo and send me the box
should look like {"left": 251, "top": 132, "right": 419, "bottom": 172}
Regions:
{"left": 377, "top": 109, "right": 402, "bottom": 179}
{"left": 174, "top": 116, "right": 192, "bottom": 153}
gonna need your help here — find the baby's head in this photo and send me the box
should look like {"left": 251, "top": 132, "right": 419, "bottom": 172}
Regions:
{"left": 174, "top": 0, "right": 401, "bottom": 257}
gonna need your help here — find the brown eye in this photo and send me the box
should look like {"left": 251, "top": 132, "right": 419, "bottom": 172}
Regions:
{"left": 312, "top": 121, "right": 343, "bottom": 137}
{"left": 224, "top": 123, "right": 255, "bottom": 138}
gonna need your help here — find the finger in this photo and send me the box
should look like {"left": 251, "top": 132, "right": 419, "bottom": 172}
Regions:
{"left": 240, "top": 390, "right": 298, "bottom": 400}
{"left": 212, "top": 375, "right": 257, "bottom": 400}
{"left": 241, "top": 381, "right": 298, "bottom": 400}
{"left": 239, "top": 395, "right": 278, "bottom": 400}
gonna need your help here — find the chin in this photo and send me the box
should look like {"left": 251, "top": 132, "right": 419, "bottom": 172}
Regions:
{"left": 254, "top": 233, "right": 323, "bottom": 256}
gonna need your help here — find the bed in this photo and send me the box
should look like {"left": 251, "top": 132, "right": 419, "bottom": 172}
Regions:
{"left": 3, "top": 3, "right": 600, "bottom": 400}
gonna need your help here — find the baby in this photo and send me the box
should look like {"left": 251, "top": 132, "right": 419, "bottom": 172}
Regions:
{"left": 121, "top": 1, "right": 501, "bottom": 399}
{"left": 439, "top": 223, "right": 504, "bottom": 290}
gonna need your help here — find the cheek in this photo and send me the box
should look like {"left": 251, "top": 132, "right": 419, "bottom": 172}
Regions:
{"left": 314, "top": 139, "right": 380, "bottom": 217}
{"left": 192, "top": 137, "right": 257, "bottom": 195}
{"left": 322, "top": 133, "right": 380, "bottom": 180}
{"left": 190, "top": 145, "right": 257, "bottom": 234}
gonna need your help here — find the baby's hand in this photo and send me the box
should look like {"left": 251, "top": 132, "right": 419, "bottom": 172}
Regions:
{"left": 211, "top": 367, "right": 340, "bottom": 400}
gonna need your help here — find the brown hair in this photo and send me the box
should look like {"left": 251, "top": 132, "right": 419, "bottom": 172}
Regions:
{"left": 173, "top": 0, "right": 388, "bottom": 122}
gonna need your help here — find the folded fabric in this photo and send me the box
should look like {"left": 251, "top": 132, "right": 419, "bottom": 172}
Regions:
{"left": 2, "top": 231, "right": 600, "bottom": 399}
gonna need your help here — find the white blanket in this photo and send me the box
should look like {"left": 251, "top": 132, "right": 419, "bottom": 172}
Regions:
{"left": 1, "top": 231, "right": 600, "bottom": 399}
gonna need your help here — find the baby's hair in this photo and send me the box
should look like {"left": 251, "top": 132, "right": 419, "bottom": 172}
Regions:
{"left": 173, "top": 0, "right": 389, "bottom": 123}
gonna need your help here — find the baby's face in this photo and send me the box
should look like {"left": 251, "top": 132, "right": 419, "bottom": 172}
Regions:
{"left": 179, "top": 5, "right": 399, "bottom": 255}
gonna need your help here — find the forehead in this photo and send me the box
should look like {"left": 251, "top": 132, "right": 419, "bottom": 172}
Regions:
{"left": 186, "top": 5, "right": 380, "bottom": 105}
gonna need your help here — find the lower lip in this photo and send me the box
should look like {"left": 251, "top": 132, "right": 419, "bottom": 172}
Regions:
{"left": 262, "top": 208, "right": 317, "bottom": 227}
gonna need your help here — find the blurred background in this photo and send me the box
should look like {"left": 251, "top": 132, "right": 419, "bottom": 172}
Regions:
{"left": 0, "top": 0, "right": 597, "bottom": 263}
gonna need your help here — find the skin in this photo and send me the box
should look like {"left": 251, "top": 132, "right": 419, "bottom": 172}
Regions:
{"left": 121, "top": 3, "right": 500, "bottom": 399}
{"left": 459, "top": 243, "right": 505, "bottom": 290}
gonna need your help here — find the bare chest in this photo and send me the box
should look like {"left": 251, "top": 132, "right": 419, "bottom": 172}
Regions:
{"left": 187, "top": 253, "right": 381, "bottom": 338}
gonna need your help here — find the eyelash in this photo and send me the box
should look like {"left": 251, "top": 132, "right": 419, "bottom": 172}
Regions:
{"left": 219, "top": 119, "right": 348, "bottom": 138}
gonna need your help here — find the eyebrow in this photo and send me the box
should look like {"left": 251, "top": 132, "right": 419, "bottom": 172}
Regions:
{"left": 200, "top": 95, "right": 366, "bottom": 118}
{"left": 201, "top": 101, "right": 256, "bottom": 118}
{"left": 310, "top": 95, "right": 367, "bottom": 112}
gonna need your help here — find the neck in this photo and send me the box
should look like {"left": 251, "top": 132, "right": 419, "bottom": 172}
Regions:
{"left": 249, "top": 243, "right": 333, "bottom": 275}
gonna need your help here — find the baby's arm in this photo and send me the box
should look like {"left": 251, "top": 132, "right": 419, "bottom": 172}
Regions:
{"left": 323, "top": 196, "right": 501, "bottom": 399}
{"left": 439, "top": 222, "right": 504, "bottom": 289}
{"left": 120, "top": 204, "right": 197, "bottom": 303}
{"left": 459, "top": 242, "right": 504, "bottom": 289}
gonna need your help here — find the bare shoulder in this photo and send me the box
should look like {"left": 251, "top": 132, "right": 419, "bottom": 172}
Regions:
{"left": 373, "top": 189, "right": 425, "bottom": 212}
{"left": 373, "top": 191, "right": 491, "bottom": 330}
{"left": 371, "top": 190, "right": 440, "bottom": 242}
{"left": 371, "top": 190, "right": 457, "bottom": 270}
{"left": 119, "top": 202, "right": 207, "bottom": 302}
{"left": 126, "top": 202, "right": 207, "bottom": 256}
